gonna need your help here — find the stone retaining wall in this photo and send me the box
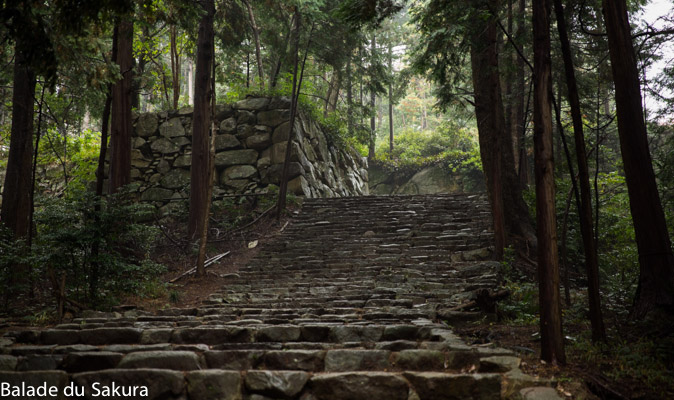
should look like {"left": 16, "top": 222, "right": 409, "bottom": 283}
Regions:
{"left": 113, "top": 96, "right": 368, "bottom": 205}
{"left": 368, "top": 164, "right": 484, "bottom": 195}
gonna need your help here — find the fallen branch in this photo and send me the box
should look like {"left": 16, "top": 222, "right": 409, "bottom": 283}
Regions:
{"left": 209, "top": 206, "right": 276, "bottom": 242}
{"left": 169, "top": 251, "right": 231, "bottom": 283}
{"left": 584, "top": 374, "right": 630, "bottom": 400}
{"left": 154, "top": 215, "right": 184, "bottom": 248}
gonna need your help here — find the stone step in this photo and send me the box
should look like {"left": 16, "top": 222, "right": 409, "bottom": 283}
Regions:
{"left": 0, "top": 193, "right": 561, "bottom": 399}
{"left": 0, "top": 369, "right": 505, "bottom": 400}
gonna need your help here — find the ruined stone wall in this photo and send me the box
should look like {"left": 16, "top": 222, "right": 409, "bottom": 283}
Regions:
{"left": 114, "top": 96, "right": 368, "bottom": 206}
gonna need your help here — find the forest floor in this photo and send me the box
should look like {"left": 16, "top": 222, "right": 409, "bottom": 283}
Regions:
{"left": 125, "top": 198, "right": 299, "bottom": 311}
{"left": 455, "top": 259, "right": 674, "bottom": 400}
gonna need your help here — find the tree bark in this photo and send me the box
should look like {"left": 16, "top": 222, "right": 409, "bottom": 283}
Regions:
{"left": 326, "top": 70, "right": 341, "bottom": 114}
{"left": 243, "top": 0, "right": 264, "bottom": 89}
{"left": 505, "top": 0, "right": 515, "bottom": 168}
{"left": 346, "top": 56, "right": 354, "bottom": 136}
{"left": 188, "top": 0, "right": 215, "bottom": 242}
{"left": 170, "top": 25, "right": 181, "bottom": 110}
{"left": 109, "top": 20, "right": 134, "bottom": 193}
{"left": 388, "top": 38, "right": 394, "bottom": 153}
{"left": 2, "top": 38, "right": 36, "bottom": 239}
{"left": 368, "top": 34, "right": 376, "bottom": 161}
{"left": 469, "top": 0, "right": 536, "bottom": 257}
{"left": 515, "top": 0, "right": 529, "bottom": 186}
{"left": 602, "top": 0, "right": 674, "bottom": 318}
{"left": 533, "top": 0, "right": 566, "bottom": 365}
{"left": 277, "top": 11, "right": 302, "bottom": 217}
{"left": 553, "top": 0, "right": 606, "bottom": 341}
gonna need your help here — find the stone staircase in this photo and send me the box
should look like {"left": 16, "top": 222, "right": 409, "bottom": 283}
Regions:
{"left": 0, "top": 194, "right": 556, "bottom": 400}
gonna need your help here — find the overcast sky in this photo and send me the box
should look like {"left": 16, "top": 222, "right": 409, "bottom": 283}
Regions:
{"left": 637, "top": 0, "right": 674, "bottom": 119}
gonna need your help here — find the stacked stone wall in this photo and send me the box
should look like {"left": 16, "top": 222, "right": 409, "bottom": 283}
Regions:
{"left": 113, "top": 96, "right": 368, "bottom": 205}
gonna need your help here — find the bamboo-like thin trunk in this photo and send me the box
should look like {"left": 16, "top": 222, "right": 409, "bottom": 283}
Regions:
{"left": 243, "top": 0, "right": 264, "bottom": 89}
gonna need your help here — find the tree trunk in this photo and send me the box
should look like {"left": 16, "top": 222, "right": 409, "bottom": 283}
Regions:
{"left": 1, "top": 37, "right": 36, "bottom": 299}
{"left": 188, "top": 0, "right": 215, "bottom": 244}
{"left": 109, "top": 20, "right": 134, "bottom": 193}
{"left": 505, "top": 0, "right": 515, "bottom": 167}
{"left": 368, "top": 34, "right": 376, "bottom": 161}
{"left": 387, "top": 34, "right": 394, "bottom": 152}
{"left": 187, "top": 58, "right": 194, "bottom": 105}
{"left": 133, "top": 25, "right": 149, "bottom": 111}
{"left": 170, "top": 25, "right": 181, "bottom": 110}
{"left": 515, "top": 0, "right": 528, "bottom": 186}
{"left": 533, "top": 0, "right": 566, "bottom": 365}
{"left": 553, "top": 0, "right": 606, "bottom": 341}
{"left": 243, "top": 0, "right": 264, "bottom": 89}
{"left": 469, "top": 0, "right": 536, "bottom": 256}
{"left": 277, "top": 11, "right": 302, "bottom": 217}
{"left": 346, "top": 56, "right": 354, "bottom": 135}
{"left": 327, "top": 70, "right": 340, "bottom": 114}
{"left": 602, "top": 0, "right": 674, "bottom": 318}
{"left": 271, "top": 13, "right": 296, "bottom": 89}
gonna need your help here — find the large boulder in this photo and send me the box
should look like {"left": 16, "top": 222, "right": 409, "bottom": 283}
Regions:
{"left": 396, "top": 165, "right": 459, "bottom": 195}
{"left": 257, "top": 109, "right": 290, "bottom": 127}
{"left": 234, "top": 97, "right": 270, "bottom": 110}
{"left": 215, "top": 134, "right": 241, "bottom": 151}
{"left": 159, "top": 117, "right": 185, "bottom": 138}
{"left": 246, "top": 132, "right": 272, "bottom": 150}
{"left": 150, "top": 138, "right": 181, "bottom": 154}
{"left": 136, "top": 113, "right": 158, "bottom": 137}
{"left": 215, "top": 149, "right": 259, "bottom": 167}
{"left": 223, "top": 165, "right": 257, "bottom": 180}
{"left": 220, "top": 117, "right": 237, "bottom": 134}
{"left": 160, "top": 169, "right": 190, "bottom": 189}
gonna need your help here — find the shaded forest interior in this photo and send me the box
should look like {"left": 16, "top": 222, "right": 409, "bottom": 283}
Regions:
{"left": 1, "top": 0, "right": 674, "bottom": 398}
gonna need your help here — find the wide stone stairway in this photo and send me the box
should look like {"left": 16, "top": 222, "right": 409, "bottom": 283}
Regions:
{"left": 1, "top": 194, "right": 555, "bottom": 400}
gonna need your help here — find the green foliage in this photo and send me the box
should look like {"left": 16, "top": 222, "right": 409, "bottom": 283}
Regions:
{"left": 31, "top": 188, "right": 165, "bottom": 308}
{"left": 372, "top": 123, "right": 482, "bottom": 182}
{"left": 571, "top": 332, "right": 674, "bottom": 394}
{"left": 498, "top": 247, "right": 539, "bottom": 325}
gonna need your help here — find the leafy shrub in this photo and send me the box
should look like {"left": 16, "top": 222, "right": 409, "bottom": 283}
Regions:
{"left": 32, "top": 187, "right": 165, "bottom": 308}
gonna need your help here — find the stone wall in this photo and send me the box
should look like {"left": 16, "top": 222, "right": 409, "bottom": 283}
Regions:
{"left": 368, "top": 164, "right": 484, "bottom": 195}
{"left": 115, "top": 97, "right": 368, "bottom": 205}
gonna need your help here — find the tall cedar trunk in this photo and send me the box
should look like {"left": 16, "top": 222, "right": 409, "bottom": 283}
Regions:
{"left": 324, "top": 70, "right": 333, "bottom": 116}
{"left": 1, "top": 37, "right": 36, "bottom": 299}
{"left": 131, "top": 25, "right": 150, "bottom": 111}
{"left": 328, "top": 70, "right": 341, "bottom": 113}
{"left": 553, "top": 0, "right": 606, "bottom": 341}
{"left": 368, "top": 35, "right": 376, "bottom": 161}
{"left": 277, "top": 11, "right": 302, "bottom": 217}
{"left": 505, "top": 0, "right": 515, "bottom": 167}
{"left": 196, "top": 17, "right": 217, "bottom": 277}
{"left": 346, "top": 56, "right": 353, "bottom": 135}
{"left": 270, "top": 14, "right": 296, "bottom": 88}
{"left": 388, "top": 38, "right": 394, "bottom": 153}
{"left": 516, "top": 0, "right": 529, "bottom": 186}
{"left": 1, "top": 39, "right": 35, "bottom": 239}
{"left": 533, "top": 0, "right": 566, "bottom": 365}
{"left": 170, "top": 25, "right": 181, "bottom": 110}
{"left": 243, "top": 0, "right": 264, "bottom": 89}
{"left": 469, "top": 0, "right": 536, "bottom": 257}
{"left": 109, "top": 20, "right": 134, "bottom": 194}
{"left": 188, "top": 0, "right": 215, "bottom": 241}
{"left": 602, "top": 0, "right": 674, "bottom": 317}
